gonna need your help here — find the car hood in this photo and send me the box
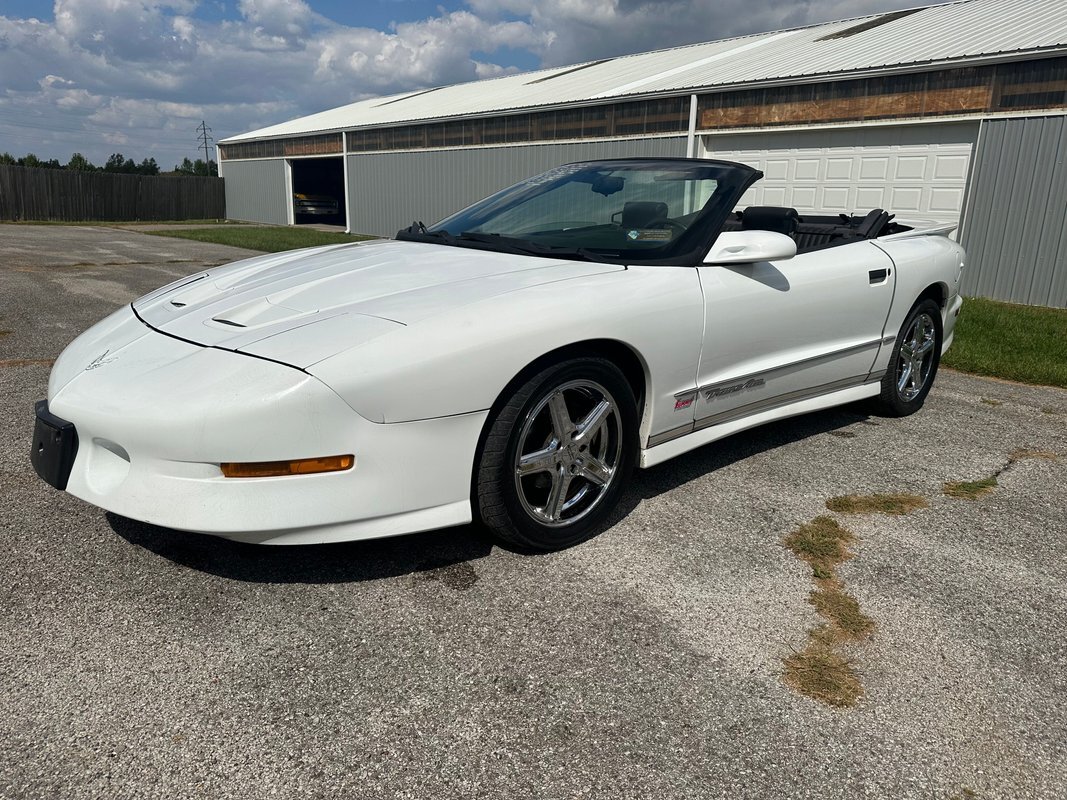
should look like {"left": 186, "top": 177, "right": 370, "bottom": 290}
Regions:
{"left": 133, "top": 239, "right": 622, "bottom": 368}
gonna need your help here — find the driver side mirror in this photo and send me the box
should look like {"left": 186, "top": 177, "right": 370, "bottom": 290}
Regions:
{"left": 703, "top": 230, "right": 797, "bottom": 264}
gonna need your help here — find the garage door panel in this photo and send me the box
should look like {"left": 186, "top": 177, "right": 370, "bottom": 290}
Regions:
{"left": 890, "top": 187, "right": 924, "bottom": 212}
{"left": 764, "top": 159, "right": 790, "bottom": 180}
{"left": 856, "top": 187, "right": 887, "bottom": 209}
{"left": 762, "top": 187, "right": 789, "bottom": 205}
{"left": 934, "top": 154, "right": 971, "bottom": 180}
{"left": 702, "top": 123, "right": 976, "bottom": 223}
{"left": 894, "top": 156, "right": 928, "bottom": 180}
{"left": 929, "top": 187, "right": 966, "bottom": 212}
{"left": 825, "top": 158, "right": 854, "bottom": 181}
{"left": 859, "top": 157, "right": 889, "bottom": 180}
{"left": 794, "top": 159, "right": 821, "bottom": 180}
{"left": 822, "top": 187, "right": 850, "bottom": 208}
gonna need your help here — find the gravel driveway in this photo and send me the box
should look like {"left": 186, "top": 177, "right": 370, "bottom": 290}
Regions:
{"left": 2, "top": 224, "right": 1065, "bottom": 799}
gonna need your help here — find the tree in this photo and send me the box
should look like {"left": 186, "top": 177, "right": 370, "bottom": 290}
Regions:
{"left": 67, "top": 152, "right": 96, "bottom": 171}
{"left": 174, "top": 157, "right": 217, "bottom": 177}
{"left": 138, "top": 157, "right": 160, "bottom": 176}
{"left": 105, "top": 153, "right": 140, "bottom": 173}
{"left": 0, "top": 153, "right": 15, "bottom": 165}
{"left": 19, "top": 153, "right": 42, "bottom": 168}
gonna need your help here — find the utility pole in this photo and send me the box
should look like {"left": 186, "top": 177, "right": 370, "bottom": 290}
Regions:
{"left": 196, "top": 121, "right": 214, "bottom": 169}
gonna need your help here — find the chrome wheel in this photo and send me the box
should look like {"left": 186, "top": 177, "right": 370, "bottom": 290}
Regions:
{"left": 896, "top": 312, "right": 937, "bottom": 402}
{"left": 513, "top": 379, "right": 623, "bottom": 527}
{"left": 873, "top": 298, "right": 942, "bottom": 418}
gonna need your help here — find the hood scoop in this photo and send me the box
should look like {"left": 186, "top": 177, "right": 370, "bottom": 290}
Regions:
{"left": 207, "top": 297, "right": 305, "bottom": 330}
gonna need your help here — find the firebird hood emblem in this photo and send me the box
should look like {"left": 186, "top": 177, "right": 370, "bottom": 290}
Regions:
{"left": 85, "top": 350, "right": 117, "bottom": 371}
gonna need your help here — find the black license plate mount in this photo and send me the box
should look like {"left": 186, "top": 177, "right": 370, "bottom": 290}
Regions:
{"left": 31, "top": 400, "right": 79, "bottom": 491}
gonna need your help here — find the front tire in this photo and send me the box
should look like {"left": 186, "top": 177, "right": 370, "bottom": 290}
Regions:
{"left": 873, "top": 298, "right": 942, "bottom": 417}
{"left": 475, "top": 358, "right": 638, "bottom": 551}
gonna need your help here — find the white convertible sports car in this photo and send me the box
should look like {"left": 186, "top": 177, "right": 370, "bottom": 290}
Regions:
{"left": 32, "top": 158, "right": 964, "bottom": 550}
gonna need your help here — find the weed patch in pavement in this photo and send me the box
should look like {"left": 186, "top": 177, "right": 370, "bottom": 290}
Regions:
{"left": 783, "top": 515, "right": 875, "bottom": 707}
{"left": 943, "top": 477, "right": 998, "bottom": 499}
{"left": 0, "top": 358, "right": 55, "bottom": 368}
{"left": 826, "top": 493, "right": 928, "bottom": 515}
{"left": 809, "top": 581, "right": 875, "bottom": 639}
{"left": 783, "top": 626, "right": 864, "bottom": 707}
{"left": 980, "top": 397, "right": 1002, "bottom": 406}
{"left": 944, "top": 449, "right": 1058, "bottom": 500}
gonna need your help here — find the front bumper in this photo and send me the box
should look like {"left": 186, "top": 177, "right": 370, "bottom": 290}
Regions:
{"left": 42, "top": 309, "right": 485, "bottom": 544}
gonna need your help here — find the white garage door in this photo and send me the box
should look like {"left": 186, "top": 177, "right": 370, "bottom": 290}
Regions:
{"left": 701, "top": 122, "right": 979, "bottom": 225}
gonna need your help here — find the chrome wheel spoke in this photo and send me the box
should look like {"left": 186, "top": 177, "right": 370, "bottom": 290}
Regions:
{"left": 544, "top": 469, "right": 573, "bottom": 521}
{"left": 517, "top": 445, "right": 558, "bottom": 476}
{"left": 915, "top": 337, "right": 935, "bottom": 357}
{"left": 579, "top": 456, "right": 612, "bottom": 487}
{"left": 897, "top": 361, "right": 913, "bottom": 393}
{"left": 548, "top": 391, "right": 575, "bottom": 439}
{"left": 574, "top": 399, "right": 613, "bottom": 443}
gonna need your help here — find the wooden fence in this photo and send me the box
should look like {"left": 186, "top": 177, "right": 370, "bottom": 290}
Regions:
{"left": 0, "top": 165, "right": 225, "bottom": 221}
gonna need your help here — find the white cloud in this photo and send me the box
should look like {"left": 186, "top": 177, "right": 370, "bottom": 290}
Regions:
{"left": 0, "top": 0, "right": 954, "bottom": 166}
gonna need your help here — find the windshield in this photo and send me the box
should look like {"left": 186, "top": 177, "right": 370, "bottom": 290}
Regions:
{"left": 397, "top": 159, "right": 759, "bottom": 264}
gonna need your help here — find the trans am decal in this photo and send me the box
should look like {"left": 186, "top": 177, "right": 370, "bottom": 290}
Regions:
{"left": 703, "top": 378, "right": 765, "bottom": 400}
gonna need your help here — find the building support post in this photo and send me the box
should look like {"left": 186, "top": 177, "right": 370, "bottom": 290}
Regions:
{"left": 342, "top": 132, "right": 352, "bottom": 234}
{"left": 686, "top": 94, "right": 699, "bottom": 158}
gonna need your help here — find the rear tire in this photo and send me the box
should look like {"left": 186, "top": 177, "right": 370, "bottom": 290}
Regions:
{"left": 475, "top": 358, "right": 638, "bottom": 551}
{"left": 873, "top": 298, "right": 942, "bottom": 417}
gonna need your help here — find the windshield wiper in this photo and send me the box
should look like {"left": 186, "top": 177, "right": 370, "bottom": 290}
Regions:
{"left": 455, "top": 231, "right": 556, "bottom": 256}
{"left": 398, "top": 226, "right": 617, "bottom": 263}
{"left": 397, "top": 225, "right": 457, "bottom": 243}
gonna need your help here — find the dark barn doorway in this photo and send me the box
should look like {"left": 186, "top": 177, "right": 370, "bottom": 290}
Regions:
{"left": 290, "top": 157, "right": 346, "bottom": 226}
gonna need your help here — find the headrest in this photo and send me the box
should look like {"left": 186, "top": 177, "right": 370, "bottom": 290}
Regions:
{"left": 741, "top": 206, "right": 800, "bottom": 236}
{"left": 621, "top": 201, "right": 669, "bottom": 229}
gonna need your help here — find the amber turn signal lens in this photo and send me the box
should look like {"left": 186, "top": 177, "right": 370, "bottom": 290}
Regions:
{"left": 220, "top": 454, "right": 354, "bottom": 478}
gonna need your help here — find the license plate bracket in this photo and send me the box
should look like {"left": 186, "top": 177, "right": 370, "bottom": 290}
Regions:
{"left": 31, "top": 401, "right": 79, "bottom": 491}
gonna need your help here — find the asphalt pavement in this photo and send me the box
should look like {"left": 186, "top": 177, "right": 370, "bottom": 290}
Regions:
{"left": 1, "top": 224, "right": 1065, "bottom": 799}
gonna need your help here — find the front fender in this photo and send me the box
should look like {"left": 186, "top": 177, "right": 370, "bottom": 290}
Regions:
{"left": 308, "top": 266, "right": 703, "bottom": 440}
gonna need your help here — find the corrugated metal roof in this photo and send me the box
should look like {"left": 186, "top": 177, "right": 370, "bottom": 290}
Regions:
{"left": 222, "top": 0, "right": 1067, "bottom": 143}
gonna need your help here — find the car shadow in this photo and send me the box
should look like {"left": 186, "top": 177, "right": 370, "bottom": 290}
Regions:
{"left": 605, "top": 402, "right": 879, "bottom": 524}
{"left": 107, "top": 512, "right": 495, "bottom": 585}
{"left": 109, "top": 402, "right": 876, "bottom": 581}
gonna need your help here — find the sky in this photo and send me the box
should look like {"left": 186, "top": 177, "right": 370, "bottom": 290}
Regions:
{"left": 0, "top": 0, "right": 953, "bottom": 169}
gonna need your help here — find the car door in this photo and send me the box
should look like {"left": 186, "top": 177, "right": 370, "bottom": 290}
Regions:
{"left": 690, "top": 240, "right": 895, "bottom": 428}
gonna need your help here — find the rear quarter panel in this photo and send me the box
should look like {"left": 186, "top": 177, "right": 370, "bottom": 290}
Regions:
{"left": 872, "top": 235, "right": 965, "bottom": 361}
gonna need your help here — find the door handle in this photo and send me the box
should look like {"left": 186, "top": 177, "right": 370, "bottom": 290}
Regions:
{"left": 869, "top": 268, "right": 890, "bottom": 284}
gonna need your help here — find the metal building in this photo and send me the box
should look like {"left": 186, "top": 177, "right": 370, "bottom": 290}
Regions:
{"left": 218, "top": 0, "right": 1067, "bottom": 308}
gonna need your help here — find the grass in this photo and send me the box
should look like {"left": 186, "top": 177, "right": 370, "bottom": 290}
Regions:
{"left": 784, "top": 515, "right": 855, "bottom": 579}
{"left": 943, "top": 449, "right": 1057, "bottom": 500}
{"left": 783, "top": 626, "right": 864, "bottom": 707}
{"left": 145, "top": 226, "right": 376, "bottom": 253}
{"left": 826, "top": 493, "right": 928, "bottom": 515}
{"left": 782, "top": 516, "right": 876, "bottom": 707}
{"left": 809, "top": 582, "right": 875, "bottom": 639}
{"left": 944, "top": 297, "right": 1067, "bottom": 388}
{"left": 2, "top": 219, "right": 236, "bottom": 226}
{"left": 0, "top": 358, "right": 55, "bottom": 368}
{"left": 943, "top": 476, "right": 998, "bottom": 499}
